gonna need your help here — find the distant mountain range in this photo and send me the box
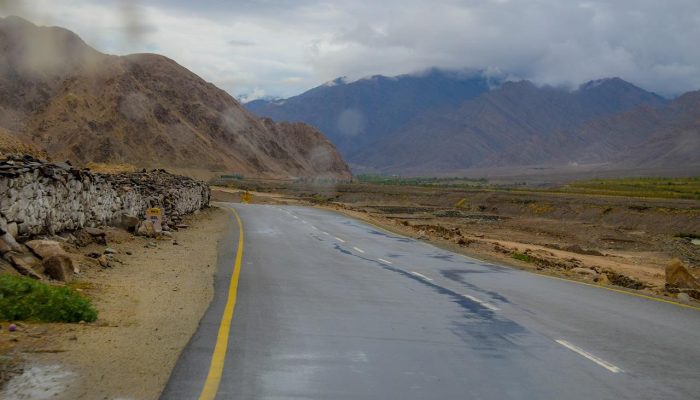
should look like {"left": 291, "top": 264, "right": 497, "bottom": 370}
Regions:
{"left": 247, "top": 69, "right": 700, "bottom": 175}
{"left": 0, "top": 16, "right": 351, "bottom": 180}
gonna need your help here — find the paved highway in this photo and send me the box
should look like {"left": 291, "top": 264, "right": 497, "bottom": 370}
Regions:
{"left": 162, "top": 204, "right": 700, "bottom": 400}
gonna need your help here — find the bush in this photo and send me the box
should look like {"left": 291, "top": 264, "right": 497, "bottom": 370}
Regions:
{"left": 0, "top": 275, "right": 97, "bottom": 323}
{"left": 512, "top": 252, "right": 536, "bottom": 263}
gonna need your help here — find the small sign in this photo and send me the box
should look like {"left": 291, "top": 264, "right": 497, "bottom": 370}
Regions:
{"left": 147, "top": 207, "right": 163, "bottom": 231}
{"left": 241, "top": 191, "right": 252, "bottom": 204}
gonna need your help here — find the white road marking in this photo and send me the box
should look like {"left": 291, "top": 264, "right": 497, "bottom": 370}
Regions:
{"left": 335, "top": 237, "right": 346, "bottom": 243}
{"left": 310, "top": 225, "right": 318, "bottom": 230}
{"left": 353, "top": 247, "right": 366, "bottom": 254}
{"left": 377, "top": 258, "right": 393, "bottom": 264}
{"left": 462, "top": 294, "right": 500, "bottom": 311}
{"left": 292, "top": 215, "right": 298, "bottom": 219}
{"left": 410, "top": 271, "right": 433, "bottom": 281}
{"left": 321, "top": 231, "right": 330, "bottom": 236}
{"left": 302, "top": 220, "right": 308, "bottom": 224}
{"left": 555, "top": 340, "right": 622, "bottom": 373}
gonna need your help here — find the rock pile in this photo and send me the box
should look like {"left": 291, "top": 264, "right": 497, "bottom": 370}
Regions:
{"left": 0, "top": 155, "right": 209, "bottom": 238}
{"left": 0, "top": 155, "right": 210, "bottom": 280}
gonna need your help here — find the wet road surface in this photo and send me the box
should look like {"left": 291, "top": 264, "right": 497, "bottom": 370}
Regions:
{"left": 162, "top": 204, "right": 700, "bottom": 399}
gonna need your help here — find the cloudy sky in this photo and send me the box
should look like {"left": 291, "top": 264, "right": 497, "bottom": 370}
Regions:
{"left": 2, "top": 0, "right": 699, "bottom": 99}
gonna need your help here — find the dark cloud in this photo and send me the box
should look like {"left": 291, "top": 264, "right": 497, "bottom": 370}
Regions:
{"left": 2, "top": 0, "right": 699, "bottom": 97}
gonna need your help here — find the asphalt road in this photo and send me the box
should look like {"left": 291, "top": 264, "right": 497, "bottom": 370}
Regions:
{"left": 162, "top": 204, "right": 700, "bottom": 400}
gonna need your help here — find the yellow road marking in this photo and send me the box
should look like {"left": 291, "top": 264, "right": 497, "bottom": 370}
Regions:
{"left": 199, "top": 207, "right": 245, "bottom": 400}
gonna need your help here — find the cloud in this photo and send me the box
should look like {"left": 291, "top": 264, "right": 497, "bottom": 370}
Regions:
{"left": 1, "top": 0, "right": 700, "bottom": 97}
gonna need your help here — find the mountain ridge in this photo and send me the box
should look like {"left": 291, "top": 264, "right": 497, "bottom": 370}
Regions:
{"left": 0, "top": 16, "right": 351, "bottom": 180}
{"left": 246, "top": 69, "right": 694, "bottom": 175}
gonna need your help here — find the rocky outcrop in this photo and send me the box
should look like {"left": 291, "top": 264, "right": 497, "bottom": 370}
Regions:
{"left": 0, "top": 155, "right": 209, "bottom": 238}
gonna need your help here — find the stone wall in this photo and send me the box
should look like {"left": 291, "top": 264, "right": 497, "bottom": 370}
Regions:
{"left": 0, "top": 155, "right": 210, "bottom": 237}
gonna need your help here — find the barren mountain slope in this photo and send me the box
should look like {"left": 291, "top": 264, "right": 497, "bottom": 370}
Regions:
{"left": 0, "top": 16, "right": 350, "bottom": 179}
{"left": 352, "top": 79, "right": 668, "bottom": 174}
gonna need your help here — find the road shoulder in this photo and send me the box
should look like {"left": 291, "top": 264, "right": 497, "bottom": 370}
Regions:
{"left": 0, "top": 206, "right": 231, "bottom": 400}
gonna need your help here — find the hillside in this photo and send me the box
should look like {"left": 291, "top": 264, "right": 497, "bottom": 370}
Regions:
{"left": 574, "top": 90, "right": 700, "bottom": 169}
{"left": 353, "top": 78, "right": 669, "bottom": 173}
{"left": 0, "top": 16, "right": 351, "bottom": 180}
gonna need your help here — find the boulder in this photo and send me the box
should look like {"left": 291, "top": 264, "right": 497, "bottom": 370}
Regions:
{"left": 117, "top": 213, "right": 140, "bottom": 232}
{"left": 137, "top": 220, "right": 157, "bottom": 237}
{"left": 6, "top": 222, "right": 18, "bottom": 238}
{"left": 84, "top": 227, "right": 106, "bottom": 237}
{"left": 25, "top": 240, "right": 67, "bottom": 259}
{"left": 97, "top": 254, "right": 110, "bottom": 268}
{"left": 0, "top": 231, "right": 23, "bottom": 254}
{"left": 42, "top": 254, "right": 74, "bottom": 281}
{"left": 665, "top": 259, "right": 700, "bottom": 290}
{"left": 3, "top": 251, "right": 42, "bottom": 279}
{"left": 595, "top": 273, "right": 610, "bottom": 285}
{"left": 0, "top": 236, "right": 12, "bottom": 254}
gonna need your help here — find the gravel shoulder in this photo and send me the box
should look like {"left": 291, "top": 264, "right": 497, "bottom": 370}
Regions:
{"left": 0, "top": 206, "right": 230, "bottom": 400}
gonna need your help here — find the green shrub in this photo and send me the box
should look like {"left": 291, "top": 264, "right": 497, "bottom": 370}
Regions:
{"left": 511, "top": 252, "right": 536, "bottom": 263}
{"left": 0, "top": 275, "right": 97, "bottom": 323}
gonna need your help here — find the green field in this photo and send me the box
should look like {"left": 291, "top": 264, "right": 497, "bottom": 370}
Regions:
{"left": 558, "top": 177, "right": 700, "bottom": 200}
{"left": 356, "top": 174, "right": 489, "bottom": 187}
{"left": 356, "top": 175, "right": 700, "bottom": 200}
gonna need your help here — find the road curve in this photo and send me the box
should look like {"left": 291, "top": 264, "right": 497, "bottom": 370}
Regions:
{"left": 162, "top": 204, "right": 700, "bottom": 400}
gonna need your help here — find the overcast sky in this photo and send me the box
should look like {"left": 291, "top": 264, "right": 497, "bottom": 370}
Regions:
{"left": 2, "top": 0, "right": 700, "bottom": 99}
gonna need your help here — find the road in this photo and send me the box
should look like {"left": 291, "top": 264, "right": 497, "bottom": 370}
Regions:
{"left": 162, "top": 204, "right": 700, "bottom": 400}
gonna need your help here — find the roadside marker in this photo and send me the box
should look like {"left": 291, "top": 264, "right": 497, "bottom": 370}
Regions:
{"left": 378, "top": 258, "right": 393, "bottom": 264}
{"left": 461, "top": 294, "right": 500, "bottom": 311}
{"left": 555, "top": 340, "right": 622, "bottom": 373}
{"left": 353, "top": 247, "right": 365, "bottom": 253}
{"left": 410, "top": 271, "right": 433, "bottom": 281}
{"left": 335, "top": 237, "right": 346, "bottom": 243}
{"left": 199, "top": 207, "right": 245, "bottom": 400}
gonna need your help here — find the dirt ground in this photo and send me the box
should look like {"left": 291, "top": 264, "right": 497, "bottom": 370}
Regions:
{"left": 212, "top": 183, "right": 700, "bottom": 301}
{"left": 0, "top": 206, "right": 230, "bottom": 400}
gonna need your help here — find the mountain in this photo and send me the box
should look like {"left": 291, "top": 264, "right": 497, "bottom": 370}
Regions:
{"left": 353, "top": 78, "right": 669, "bottom": 173}
{"left": 249, "top": 71, "right": 676, "bottom": 175}
{"left": 247, "top": 69, "right": 495, "bottom": 157}
{"left": 573, "top": 90, "right": 700, "bottom": 169}
{"left": 0, "top": 16, "right": 351, "bottom": 180}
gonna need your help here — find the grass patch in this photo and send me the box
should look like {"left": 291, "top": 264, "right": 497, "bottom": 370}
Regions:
{"left": 0, "top": 275, "right": 97, "bottom": 323}
{"left": 558, "top": 177, "right": 700, "bottom": 200}
{"left": 511, "top": 252, "right": 536, "bottom": 263}
{"left": 356, "top": 174, "right": 488, "bottom": 187}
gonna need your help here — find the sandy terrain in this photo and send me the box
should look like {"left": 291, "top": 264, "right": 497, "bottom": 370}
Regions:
{"left": 0, "top": 206, "right": 230, "bottom": 400}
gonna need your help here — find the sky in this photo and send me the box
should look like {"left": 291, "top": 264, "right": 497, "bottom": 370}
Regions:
{"left": 1, "top": 0, "right": 699, "bottom": 100}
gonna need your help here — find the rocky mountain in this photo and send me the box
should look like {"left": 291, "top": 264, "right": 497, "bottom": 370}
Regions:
{"left": 573, "top": 90, "right": 700, "bottom": 169}
{"left": 247, "top": 69, "right": 495, "bottom": 157}
{"left": 0, "top": 16, "right": 351, "bottom": 180}
{"left": 249, "top": 71, "right": 680, "bottom": 175}
{"left": 353, "top": 78, "right": 669, "bottom": 173}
